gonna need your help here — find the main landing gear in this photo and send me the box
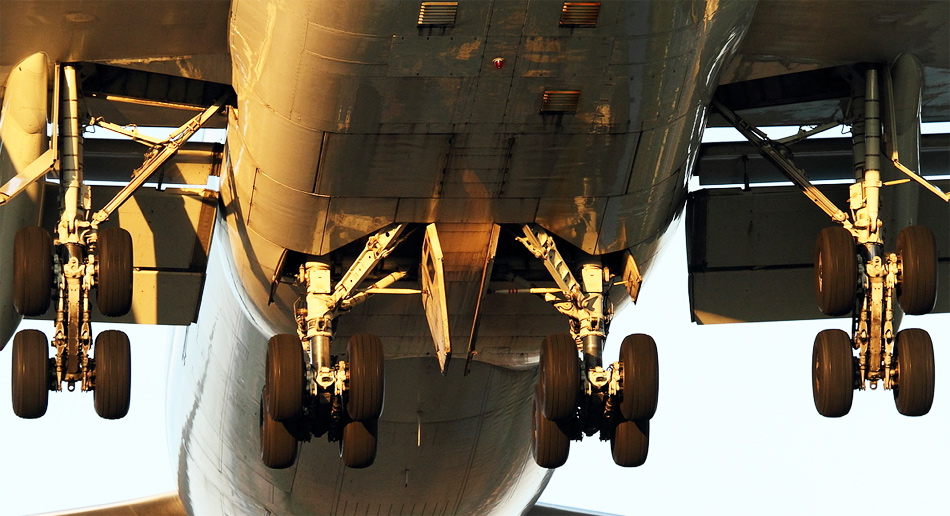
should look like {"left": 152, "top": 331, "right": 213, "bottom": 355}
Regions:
{"left": 811, "top": 223, "right": 937, "bottom": 417}
{"left": 517, "top": 225, "right": 658, "bottom": 468}
{"left": 260, "top": 225, "right": 405, "bottom": 469}
{"left": 2, "top": 63, "right": 226, "bottom": 419}
{"left": 714, "top": 58, "right": 944, "bottom": 418}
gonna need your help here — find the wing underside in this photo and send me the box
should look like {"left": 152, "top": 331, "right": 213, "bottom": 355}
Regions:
{"left": 687, "top": 0, "right": 950, "bottom": 324}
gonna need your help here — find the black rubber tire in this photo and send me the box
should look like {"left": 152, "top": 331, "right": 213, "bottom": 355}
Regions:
{"left": 11, "top": 329, "right": 49, "bottom": 419}
{"left": 611, "top": 419, "right": 649, "bottom": 468}
{"left": 897, "top": 226, "right": 938, "bottom": 316}
{"left": 619, "top": 334, "right": 659, "bottom": 421}
{"left": 13, "top": 226, "right": 52, "bottom": 316}
{"left": 94, "top": 330, "right": 132, "bottom": 420}
{"left": 341, "top": 420, "right": 377, "bottom": 469}
{"left": 814, "top": 227, "right": 857, "bottom": 317}
{"left": 812, "top": 329, "right": 854, "bottom": 418}
{"left": 532, "top": 391, "right": 570, "bottom": 469}
{"left": 96, "top": 227, "right": 133, "bottom": 317}
{"left": 893, "top": 328, "right": 935, "bottom": 417}
{"left": 539, "top": 334, "right": 579, "bottom": 422}
{"left": 260, "top": 394, "right": 298, "bottom": 469}
{"left": 264, "top": 334, "right": 305, "bottom": 421}
{"left": 346, "top": 334, "right": 385, "bottom": 421}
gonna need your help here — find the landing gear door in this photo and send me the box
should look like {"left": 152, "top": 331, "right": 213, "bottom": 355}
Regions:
{"left": 421, "top": 224, "right": 451, "bottom": 373}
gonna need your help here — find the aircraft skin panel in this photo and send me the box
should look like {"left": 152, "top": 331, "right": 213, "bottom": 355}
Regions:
{"left": 227, "top": 0, "right": 757, "bottom": 257}
{"left": 725, "top": 0, "right": 950, "bottom": 80}
{"left": 0, "top": 0, "right": 232, "bottom": 88}
{"left": 166, "top": 215, "right": 553, "bottom": 516}
{"left": 718, "top": 1, "right": 950, "bottom": 125}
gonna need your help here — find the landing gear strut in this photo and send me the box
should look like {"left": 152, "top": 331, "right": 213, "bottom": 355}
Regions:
{"left": 3, "top": 63, "right": 226, "bottom": 419}
{"left": 714, "top": 58, "right": 943, "bottom": 417}
{"left": 260, "top": 225, "right": 405, "bottom": 469}
{"left": 517, "top": 225, "right": 659, "bottom": 468}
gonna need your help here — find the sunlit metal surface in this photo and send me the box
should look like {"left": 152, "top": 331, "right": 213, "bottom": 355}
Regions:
{"left": 0, "top": 1, "right": 232, "bottom": 87}
{"left": 167, "top": 218, "right": 553, "bottom": 516}
{"left": 227, "top": 0, "right": 756, "bottom": 257}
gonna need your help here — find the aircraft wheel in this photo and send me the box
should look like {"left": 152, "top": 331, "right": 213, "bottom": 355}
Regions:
{"left": 13, "top": 226, "right": 52, "bottom": 316}
{"left": 814, "top": 227, "right": 857, "bottom": 317}
{"left": 893, "top": 328, "right": 935, "bottom": 417}
{"left": 532, "top": 390, "right": 570, "bottom": 469}
{"left": 611, "top": 419, "right": 649, "bottom": 468}
{"left": 812, "top": 329, "right": 854, "bottom": 418}
{"left": 897, "top": 225, "right": 937, "bottom": 315}
{"left": 539, "top": 334, "right": 578, "bottom": 421}
{"left": 265, "top": 334, "right": 305, "bottom": 421}
{"left": 619, "top": 334, "right": 659, "bottom": 421}
{"left": 94, "top": 330, "right": 131, "bottom": 420}
{"left": 12, "top": 329, "right": 50, "bottom": 419}
{"left": 97, "top": 227, "right": 133, "bottom": 317}
{"left": 346, "top": 334, "right": 384, "bottom": 421}
{"left": 260, "top": 393, "right": 298, "bottom": 469}
{"left": 341, "top": 420, "right": 377, "bottom": 469}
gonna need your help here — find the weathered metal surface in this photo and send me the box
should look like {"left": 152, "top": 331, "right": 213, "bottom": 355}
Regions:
{"left": 0, "top": 0, "right": 232, "bottom": 91}
{"left": 227, "top": 0, "right": 757, "bottom": 257}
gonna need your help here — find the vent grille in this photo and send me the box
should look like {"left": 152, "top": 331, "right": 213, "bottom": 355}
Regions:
{"left": 559, "top": 2, "right": 601, "bottom": 27}
{"left": 541, "top": 90, "right": 581, "bottom": 113}
{"left": 418, "top": 1, "right": 458, "bottom": 27}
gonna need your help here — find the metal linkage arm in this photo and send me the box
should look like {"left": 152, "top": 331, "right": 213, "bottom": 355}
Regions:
{"left": 90, "top": 119, "right": 166, "bottom": 147}
{"left": 340, "top": 269, "right": 416, "bottom": 310}
{"left": 0, "top": 149, "right": 56, "bottom": 206}
{"left": 711, "top": 99, "right": 851, "bottom": 225}
{"left": 516, "top": 224, "right": 583, "bottom": 305}
{"left": 90, "top": 94, "right": 229, "bottom": 225}
{"left": 891, "top": 160, "right": 950, "bottom": 203}
{"left": 332, "top": 224, "right": 407, "bottom": 305}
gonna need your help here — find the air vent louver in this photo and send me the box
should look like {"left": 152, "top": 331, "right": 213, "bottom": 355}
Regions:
{"left": 541, "top": 90, "right": 581, "bottom": 114}
{"left": 418, "top": 2, "right": 458, "bottom": 27}
{"left": 560, "top": 2, "right": 601, "bottom": 27}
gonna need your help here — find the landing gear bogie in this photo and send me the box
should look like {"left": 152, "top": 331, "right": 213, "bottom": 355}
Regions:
{"left": 259, "top": 330, "right": 387, "bottom": 470}
{"left": 530, "top": 331, "right": 657, "bottom": 470}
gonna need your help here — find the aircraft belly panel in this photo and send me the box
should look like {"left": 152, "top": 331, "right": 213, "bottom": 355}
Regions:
{"left": 245, "top": 169, "right": 331, "bottom": 253}
{"left": 314, "top": 133, "right": 451, "bottom": 198}
{"left": 228, "top": 0, "right": 757, "bottom": 255}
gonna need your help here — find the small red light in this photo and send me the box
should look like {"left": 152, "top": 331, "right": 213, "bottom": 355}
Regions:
{"left": 492, "top": 57, "right": 505, "bottom": 69}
